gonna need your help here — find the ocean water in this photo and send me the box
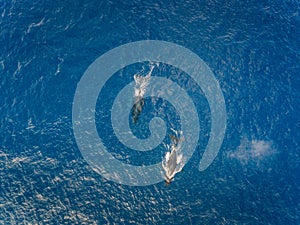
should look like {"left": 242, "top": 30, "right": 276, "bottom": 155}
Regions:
{"left": 1, "top": 0, "right": 299, "bottom": 224}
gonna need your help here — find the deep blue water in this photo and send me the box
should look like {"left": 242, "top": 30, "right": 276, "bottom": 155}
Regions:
{"left": 1, "top": 0, "right": 299, "bottom": 224}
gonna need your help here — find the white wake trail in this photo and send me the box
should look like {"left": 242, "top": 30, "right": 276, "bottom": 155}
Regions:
{"left": 133, "top": 65, "right": 155, "bottom": 98}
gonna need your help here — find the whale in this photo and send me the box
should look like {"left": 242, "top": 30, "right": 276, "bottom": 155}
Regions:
{"left": 131, "top": 65, "right": 154, "bottom": 124}
{"left": 132, "top": 96, "right": 145, "bottom": 123}
{"left": 164, "top": 147, "right": 178, "bottom": 177}
{"left": 162, "top": 133, "right": 184, "bottom": 185}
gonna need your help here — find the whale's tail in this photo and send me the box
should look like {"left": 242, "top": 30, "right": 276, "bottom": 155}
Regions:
{"left": 169, "top": 129, "right": 184, "bottom": 149}
{"left": 169, "top": 134, "right": 182, "bottom": 147}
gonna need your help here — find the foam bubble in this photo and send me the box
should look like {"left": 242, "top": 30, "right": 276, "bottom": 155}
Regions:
{"left": 228, "top": 138, "right": 276, "bottom": 164}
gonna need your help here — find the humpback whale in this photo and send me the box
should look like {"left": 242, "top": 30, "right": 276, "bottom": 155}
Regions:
{"left": 132, "top": 95, "right": 145, "bottom": 123}
{"left": 131, "top": 65, "right": 154, "bottom": 124}
{"left": 162, "top": 132, "right": 184, "bottom": 185}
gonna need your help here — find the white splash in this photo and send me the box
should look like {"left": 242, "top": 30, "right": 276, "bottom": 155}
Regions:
{"left": 162, "top": 130, "right": 185, "bottom": 183}
{"left": 227, "top": 138, "right": 276, "bottom": 164}
{"left": 133, "top": 65, "right": 154, "bottom": 98}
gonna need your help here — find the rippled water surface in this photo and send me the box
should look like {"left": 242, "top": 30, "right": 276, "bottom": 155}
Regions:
{"left": 1, "top": 0, "right": 299, "bottom": 224}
